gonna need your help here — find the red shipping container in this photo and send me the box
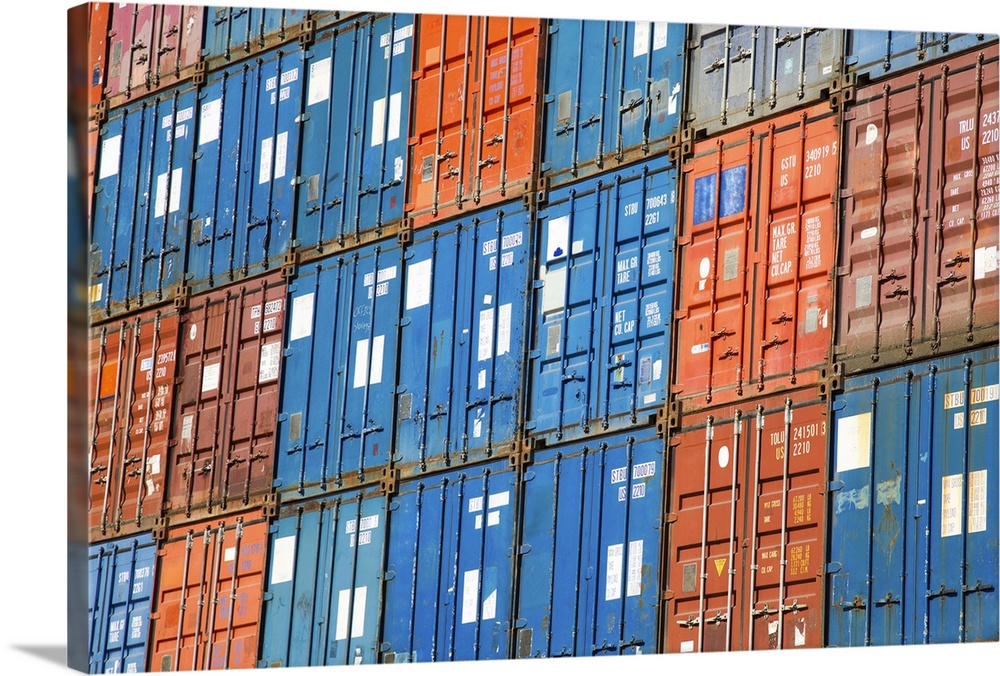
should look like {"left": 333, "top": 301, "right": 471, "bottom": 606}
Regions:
{"left": 672, "top": 102, "right": 840, "bottom": 416}
{"left": 663, "top": 389, "right": 828, "bottom": 653}
{"left": 104, "top": 4, "right": 204, "bottom": 108}
{"left": 89, "top": 309, "right": 180, "bottom": 541}
{"left": 166, "top": 272, "right": 286, "bottom": 523}
{"left": 835, "top": 45, "right": 999, "bottom": 374}
{"left": 88, "top": 2, "right": 111, "bottom": 110}
{"left": 149, "top": 511, "right": 269, "bottom": 671}
{"left": 406, "top": 14, "right": 544, "bottom": 228}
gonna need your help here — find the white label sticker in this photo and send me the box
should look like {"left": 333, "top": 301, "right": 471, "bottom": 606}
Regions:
{"left": 633, "top": 22, "right": 650, "bottom": 57}
{"left": 90, "top": 283, "right": 103, "bottom": 304}
{"left": 482, "top": 588, "right": 497, "bottom": 621}
{"left": 100, "top": 135, "right": 122, "bottom": 179}
{"left": 224, "top": 547, "right": 236, "bottom": 562}
{"left": 865, "top": 123, "right": 878, "bottom": 146}
{"left": 942, "top": 474, "right": 963, "bottom": 538}
{"left": 473, "top": 418, "right": 483, "bottom": 438}
{"left": 541, "top": 266, "right": 567, "bottom": 313}
{"left": 497, "top": 303, "right": 511, "bottom": 357}
{"left": 860, "top": 226, "right": 878, "bottom": 240}
{"left": 653, "top": 359, "right": 662, "bottom": 381}
{"left": 975, "top": 246, "right": 999, "bottom": 280}
{"left": 836, "top": 413, "right": 871, "bottom": 473}
{"left": 653, "top": 22, "right": 668, "bottom": 50}
{"left": 945, "top": 385, "right": 1000, "bottom": 409}
{"left": 406, "top": 259, "right": 432, "bottom": 310}
{"left": 474, "top": 513, "right": 483, "bottom": 529}
{"left": 547, "top": 216, "right": 569, "bottom": 261}
{"left": 478, "top": 369, "right": 487, "bottom": 390}
{"left": 718, "top": 445, "right": 730, "bottom": 468}
{"left": 478, "top": 308, "right": 495, "bottom": 361}
{"left": 336, "top": 589, "right": 351, "bottom": 640}
{"left": 462, "top": 570, "right": 479, "bottom": 624}
{"left": 469, "top": 496, "right": 484, "bottom": 513}
{"left": 955, "top": 412, "right": 965, "bottom": 429}
{"left": 147, "top": 454, "right": 160, "bottom": 475}
{"left": 353, "top": 337, "right": 385, "bottom": 388}
{"left": 488, "top": 491, "right": 509, "bottom": 509}
{"left": 154, "top": 172, "right": 169, "bottom": 218}
{"left": 308, "top": 57, "right": 332, "bottom": 106}
{"left": 371, "top": 97, "right": 386, "bottom": 147}
{"left": 968, "top": 469, "right": 987, "bottom": 533}
{"left": 270, "top": 536, "right": 296, "bottom": 585}
{"left": 259, "top": 137, "right": 273, "bottom": 184}
{"left": 394, "top": 156, "right": 403, "bottom": 182}
{"left": 353, "top": 339, "right": 370, "bottom": 389}
{"left": 370, "top": 335, "right": 385, "bottom": 386}
{"left": 388, "top": 92, "right": 401, "bottom": 142}
{"left": 274, "top": 132, "right": 288, "bottom": 180}
{"left": 691, "top": 343, "right": 709, "bottom": 355}
{"left": 290, "top": 293, "right": 314, "bottom": 341}
{"left": 487, "top": 511, "right": 500, "bottom": 527}
{"left": 259, "top": 342, "right": 281, "bottom": 383}
{"left": 201, "top": 363, "right": 220, "bottom": 393}
{"left": 181, "top": 414, "right": 194, "bottom": 442}
{"left": 571, "top": 239, "right": 583, "bottom": 255}
{"left": 200, "top": 99, "right": 222, "bottom": 145}
{"left": 627, "top": 540, "right": 643, "bottom": 597}
{"left": 352, "top": 587, "right": 367, "bottom": 638}
{"left": 680, "top": 641, "right": 694, "bottom": 653}
{"left": 606, "top": 544, "right": 623, "bottom": 601}
{"left": 168, "top": 168, "right": 182, "bottom": 214}
{"left": 795, "top": 621, "right": 807, "bottom": 646}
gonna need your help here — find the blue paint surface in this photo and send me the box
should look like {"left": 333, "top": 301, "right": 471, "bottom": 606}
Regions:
{"left": 847, "top": 31, "right": 993, "bottom": 81}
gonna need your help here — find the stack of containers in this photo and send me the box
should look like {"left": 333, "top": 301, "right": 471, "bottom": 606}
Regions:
{"left": 83, "top": 5, "right": 999, "bottom": 671}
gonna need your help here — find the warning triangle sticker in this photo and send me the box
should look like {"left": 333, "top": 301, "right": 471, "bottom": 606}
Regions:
{"left": 714, "top": 557, "right": 726, "bottom": 577}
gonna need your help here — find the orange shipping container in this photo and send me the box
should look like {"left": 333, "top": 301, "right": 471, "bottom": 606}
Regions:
{"left": 662, "top": 389, "right": 828, "bottom": 653}
{"left": 406, "top": 14, "right": 544, "bottom": 228}
{"left": 88, "top": 2, "right": 111, "bottom": 110}
{"left": 671, "top": 102, "right": 841, "bottom": 417}
{"left": 149, "top": 511, "right": 269, "bottom": 671}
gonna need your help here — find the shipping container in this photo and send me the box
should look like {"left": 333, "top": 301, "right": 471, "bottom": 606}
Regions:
{"left": 258, "top": 486, "right": 389, "bottom": 667}
{"left": 663, "top": 388, "right": 829, "bottom": 652}
{"left": 380, "top": 457, "right": 520, "bottom": 662}
{"left": 406, "top": 15, "right": 545, "bottom": 228}
{"left": 202, "top": 5, "right": 310, "bottom": 63}
{"left": 88, "top": 2, "right": 111, "bottom": 110}
{"left": 89, "top": 534, "right": 157, "bottom": 674}
{"left": 149, "top": 511, "right": 270, "bottom": 671}
{"left": 671, "top": 101, "right": 840, "bottom": 417}
{"left": 541, "top": 19, "right": 685, "bottom": 188}
{"left": 103, "top": 4, "right": 205, "bottom": 108}
{"left": 166, "top": 272, "right": 286, "bottom": 522}
{"left": 91, "top": 80, "right": 198, "bottom": 322}
{"left": 274, "top": 239, "right": 403, "bottom": 499}
{"left": 292, "top": 13, "right": 415, "bottom": 259}
{"left": 684, "top": 25, "right": 843, "bottom": 138}
{"left": 825, "top": 347, "right": 999, "bottom": 647}
{"left": 527, "top": 156, "right": 676, "bottom": 444}
{"left": 834, "top": 45, "right": 999, "bottom": 374}
{"left": 89, "top": 309, "right": 180, "bottom": 541}
{"left": 395, "top": 199, "right": 532, "bottom": 478}
{"left": 514, "top": 425, "right": 664, "bottom": 658}
{"left": 845, "top": 30, "right": 994, "bottom": 83}
{"left": 185, "top": 41, "right": 305, "bottom": 295}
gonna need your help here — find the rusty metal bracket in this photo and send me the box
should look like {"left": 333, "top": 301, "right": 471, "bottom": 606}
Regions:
{"left": 397, "top": 218, "right": 413, "bottom": 246}
{"left": 172, "top": 283, "right": 191, "bottom": 311}
{"left": 151, "top": 517, "right": 169, "bottom": 542}
{"left": 95, "top": 100, "right": 109, "bottom": 125}
{"left": 667, "top": 126, "right": 693, "bottom": 164}
{"left": 509, "top": 435, "right": 536, "bottom": 473}
{"left": 666, "top": 396, "right": 683, "bottom": 433}
{"left": 193, "top": 60, "right": 208, "bottom": 87}
{"left": 829, "top": 72, "right": 857, "bottom": 110}
{"left": 656, "top": 403, "right": 671, "bottom": 437}
{"left": 380, "top": 467, "right": 400, "bottom": 496}
{"left": 299, "top": 19, "right": 317, "bottom": 48}
{"left": 818, "top": 362, "right": 844, "bottom": 399}
{"left": 282, "top": 250, "right": 300, "bottom": 280}
{"left": 261, "top": 492, "right": 279, "bottom": 518}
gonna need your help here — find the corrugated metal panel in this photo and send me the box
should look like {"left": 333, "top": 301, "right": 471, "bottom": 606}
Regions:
{"left": 258, "top": 488, "right": 388, "bottom": 667}
{"left": 293, "top": 14, "right": 415, "bottom": 258}
{"left": 89, "top": 309, "right": 179, "bottom": 541}
{"left": 90, "top": 82, "right": 197, "bottom": 322}
{"left": 406, "top": 15, "right": 545, "bottom": 228}
{"left": 527, "top": 155, "right": 676, "bottom": 444}
{"left": 664, "top": 389, "right": 828, "bottom": 652}
{"left": 672, "top": 102, "right": 839, "bottom": 415}
{"left": 395, "top": 200, "right": 532, "bottom": 477}
{"left": 274, "top": 239, "right": 403, "bottom": 499}
{"left": 149, "top": 511, "right": 269, "bottom": 671}
{"left": 88, "top": 534, "right": 157, "bottom": 674}
{"left": 88, "top": 2, "right": 111, "bottom": 110}
{"left": 103, "top": 4, "right": 205, "bottom": 108}
{"left": 835, "top": 45, "right": 999, "bottom": 373}
{"left": 514, "top": 426, "right": 663, "bottom": 658}
{"left": 167, "top": 272, "right": 286, "bottom": 521}
{"left": 541, "top": 19, "right": 685, "bottom": 187}
{"left": 684, "top": 25, "right": 843, "bottom": 137}
{"left": 846, "top": 30, "right": 994, "bottom": 82}
{"left": 202, "top": 5, "right": 311, "bottom": 63}
{"left": 380, "top": 458, "right": 519, "bottom": 662}
{"left": 826, "top": 347, "right": 999, "bottom": 647}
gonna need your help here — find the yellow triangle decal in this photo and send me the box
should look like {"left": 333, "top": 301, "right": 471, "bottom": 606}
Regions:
{"left": 714, "top": 557, "right": 726, "bottom": 577}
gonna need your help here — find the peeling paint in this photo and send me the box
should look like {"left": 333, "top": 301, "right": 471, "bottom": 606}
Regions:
{"left": 836, "top": 485, "right": 870, "bottom": 513}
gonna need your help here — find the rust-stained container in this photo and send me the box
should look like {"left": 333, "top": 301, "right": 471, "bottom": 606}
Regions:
{"left": 148, "top": 510, "right": 269, "bottom": 671}
{"left": 103, "top": 4, "right": 205, "bottom": 109}
{"left": 89, "top": 308, "right": 180, "bottom": 542}
{"left": 88, "top": 2, "right": 111, "bottom": 111}
{"left": 166, "top": 271, "right": 286, "bottom": 523}
{"left": 663, "top": 388, "right": 828, "bottom": 653}
{"left": 835, "top": 45, "right": 999, "bottom": 375}
{"left": 406, "top": 14, "right": 545, "bottom": 228}
{"left": 671, "top": 102, "right": 841, "bottom": 417}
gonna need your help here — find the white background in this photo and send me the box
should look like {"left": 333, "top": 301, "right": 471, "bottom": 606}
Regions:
{"left": 1, "top": 0, "right": 998, "bottom": 674}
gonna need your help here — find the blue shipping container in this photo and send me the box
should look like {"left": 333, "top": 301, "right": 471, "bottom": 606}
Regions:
{"left": 845, "top": 30, "right": 994, "bottom": 82}
{"left": 380, "top": 458, "right": 519, "bottom": 662}
{"left": 88, "top": 534, "right": 157, "bottom": 674}
{"left": 186, "top": 42, "right": 304, "bottom": 294}
{"left": 202, "top": 6, "right": 311, "bottom": 62}
{"left": 274, "top": 239, "right": 403, "bottom": 499}
{"left": 542, "top": 19, "right": 684, "bottom": 187}
{"left": 526, "top": 156, "right": 676, "bottom": 445}
{"left": 259, "top": 487, "right": 388, "bottom": 667}
{"left": 826, "top": 347, "right": 999, "bottom": 647}
{"left": 91, "top": 83, "right": 196, "bottom": 321}
{"left": 395, "top": 200, "right": 532, "bottom": 477}
{"left": 515, "top": 425, "right": 664, "bottom": 657}
{"left": 294, "top": 14, "right": 415, "bottom": 256}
